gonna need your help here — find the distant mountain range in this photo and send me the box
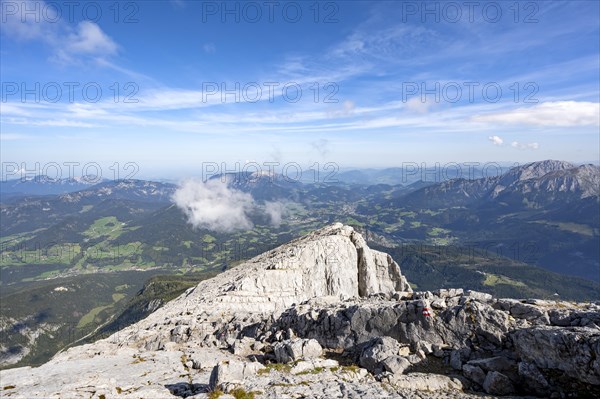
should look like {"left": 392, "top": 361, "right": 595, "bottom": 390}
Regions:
{"left": 401, "top": 160, "right": 599, "bottom": 209}
{"left": 0, "top": 176, "right": 105, "bottom": 199}
{"left": 2, "top": 160, "right": 598, "bottom": 278}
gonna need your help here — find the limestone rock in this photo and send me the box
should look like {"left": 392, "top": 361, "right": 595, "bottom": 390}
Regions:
{"left": 290, "top": 358, "right": 338, "bottom": 374}
{"left": 467, "top": 357, "right": 515, "bottom": 373}
{"left": 273, "top": 338, "right": 322, "bottom": 363}
{"left": 359, "top": 336, "right": 402, "bottom": 374}
{"left": 482, "top": 371, "right": 515, "bottom": 395}
{"left": 389, "top": 372, "right": 463, "bottom": 391}
{"left": 462, "top": 364, "right": 486, "bottom": 386}
{"left": 382, "top": 355, "right": 411, "bottom": 375}
{"left": 511, "top": 326, "right": 600, "bottom": 385}
{"left": 209, "top": 360, "right": 264, "bottom": 391}
{"left": 518, "top": 361, "right": 549, "bottom": 394}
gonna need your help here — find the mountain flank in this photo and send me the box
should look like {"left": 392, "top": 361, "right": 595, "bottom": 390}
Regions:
{"left": 1, "top": 224, "right": 598, "bottom": 398}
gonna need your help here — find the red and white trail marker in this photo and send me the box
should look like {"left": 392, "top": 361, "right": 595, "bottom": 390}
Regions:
{"left": 422, "top": 307, "right": 432, "bottom": 317}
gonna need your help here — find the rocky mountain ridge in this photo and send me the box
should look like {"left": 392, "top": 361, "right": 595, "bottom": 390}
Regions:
{"left": 1, "top": 224, "right": 598, "bottom": 398}
{"left": 403, "top": 160, "right": 600, "bottom": 208}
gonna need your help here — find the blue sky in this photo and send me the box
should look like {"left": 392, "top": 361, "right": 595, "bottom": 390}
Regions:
{"left": 1, "top": 0, "right": 599, "bottom": 179}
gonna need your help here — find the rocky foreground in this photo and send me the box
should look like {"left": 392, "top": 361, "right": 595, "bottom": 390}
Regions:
{"left": 1, "top": 223, "right": 599, "bottom": 398}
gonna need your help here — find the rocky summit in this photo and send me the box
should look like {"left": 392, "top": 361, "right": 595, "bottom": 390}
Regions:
{"left": 1, "top": 223, "right": 598, "bottom": 399}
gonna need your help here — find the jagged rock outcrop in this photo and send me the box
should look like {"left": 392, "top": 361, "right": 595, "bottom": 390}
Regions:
{"left": 1, "top": 224, "right": 598, "bottom": 399}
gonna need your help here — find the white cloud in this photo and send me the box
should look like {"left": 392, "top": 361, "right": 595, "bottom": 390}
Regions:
{"left": 264, "top": 201, "right": 286, "bottom": 227}
{"left": 172, "top": 179, "right": 255, "bottom": 233}
{"left": 55, "top": 21, "right": 118, "bottom": 62}
{"left": 472, "top": 101, "right": 600, "bottom": 127}
{"left": 172, "top": 178, "right": 292, "bottom": 232}
{"left": 66, "top": 21, "right": 118, "bottom": 55}
{"left": 511, "top": 141, "right": 540, "bottom": 150}
{"left": 488, "top": 135, "right": 504, "bottom": 146}
{"left": 2, "top": 1, "right": 118, "bottom": 64}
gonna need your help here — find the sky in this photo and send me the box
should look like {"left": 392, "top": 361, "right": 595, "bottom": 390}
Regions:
{"left": 1, "top": 0, "right": 599, "bottom": 179}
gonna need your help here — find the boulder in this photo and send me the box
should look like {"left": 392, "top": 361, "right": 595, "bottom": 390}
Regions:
{"left": 273, "top": 338, "right": 322, "bottom": 363}
{"left": 450, "top": 348, "right": 471, "bottom": 371}
{"left": 462, "top": 364, "right": 486, "bottom": 386}
{"left": 359, "top": 336, "right": 402, "bottom": 374}
{"left": 510, "top": 302, "right": 549, "bottom": 323}
{"left": 464, "top": 290, "right": 493, "bottom": 302}
{"left": 209, "top": 360, "right": 263, "bottom": 390}
{"left": 382, "top": 355, "right": 411, "bottom": 375}
{"left": 483, "top": 371, "right": 515, "bottom": 395}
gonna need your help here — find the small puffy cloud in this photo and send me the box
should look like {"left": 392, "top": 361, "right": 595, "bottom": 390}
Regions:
{"left": 472, "top": 101, "right": 600, "bottom": 127}
{"left": 172, "top": 179, "right": 255, "bottom": 233}
{"left": 511, "top": 141, "right": 540, "bottom": 150}
{"left": 488, "top": 135, "right": 504, "bottom": 146}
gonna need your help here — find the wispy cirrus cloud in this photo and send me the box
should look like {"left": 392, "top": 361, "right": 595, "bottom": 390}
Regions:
{"left": 0, "top": 133, "right": 32, "bottom": 141}
{"left": 472, "top": 101, "right": 600, "bottom": 127}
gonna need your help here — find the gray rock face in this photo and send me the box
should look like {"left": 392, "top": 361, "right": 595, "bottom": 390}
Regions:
{"left": 359, "top": 336, "right": 403, "bottom": 374}
{"left": 467, "top": 357, "right": 515, "bottom": 373}
{"left": 0, "top": 223, "right": 598, "bottom": 399}
{"left": 462, "top": 364, "right": 486, "bottom": 386}
{"left": 511, "top": 326, "right": 600, "bottom": 385}
{"left": 273, "top": 338, "right": 322, "bottom": 363}
{"left": 382, "top": 355, "right": 411, "bottom": 375}
{"left": 517, "top": 361, "right": 549, "bottom": 394}
{"left": 483, "top": 371, "right": 515, "bottom": 395}
{"left": 273, "top": 291, "right": 600, "bottom": 396}
{"left": 275, "top": 293, "right": 512, "bottom": 351}
{"left": 351, "top": 231, "right": 411, "bottom": 296}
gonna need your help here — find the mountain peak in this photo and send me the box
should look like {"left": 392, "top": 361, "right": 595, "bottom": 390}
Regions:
{"left": 504, "top": 160, "right": 576, "bottom": 183}
{"left": 146, "top": 223, "right": 411, "bottom": 318}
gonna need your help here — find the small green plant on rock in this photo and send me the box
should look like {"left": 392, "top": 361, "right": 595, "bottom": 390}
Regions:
{"left": 297, "top": 367, "right": 325, "bottom": 375}
{"left": 207, "top": 389, "right": 224, "bottom": 399}
{"left": 342, "top": 365, "right": 360, "bottom": 373}
{"left": 230, "top": 387, "right": 256, "bottom": 399}
{"left": 257, "top": 363, "right": 291, "bottom": 375}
